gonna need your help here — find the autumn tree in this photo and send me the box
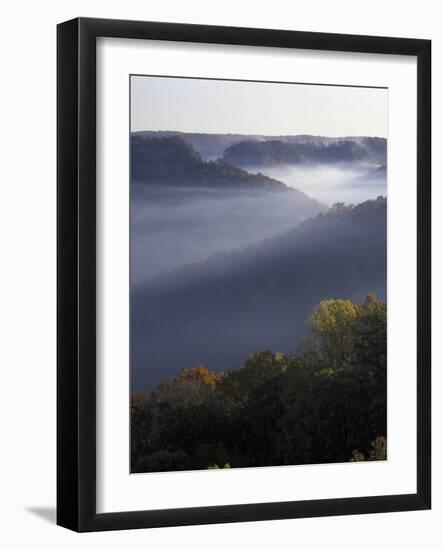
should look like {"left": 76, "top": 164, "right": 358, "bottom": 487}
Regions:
{"left": 131, "top": 295, "right": 387, "bottom": 473}
{"left": 307, "top": 298, "right": 360, "bottom": 366}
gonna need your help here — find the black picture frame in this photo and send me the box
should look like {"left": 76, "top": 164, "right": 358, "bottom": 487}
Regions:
{"left": 57, "top": 17, "right": 431, "bottom": 532}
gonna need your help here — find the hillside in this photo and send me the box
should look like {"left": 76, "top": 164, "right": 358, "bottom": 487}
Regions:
{"left": 131, "top": 134, "right": 290, "bottom": 191}
{"left": 223, "top": 139, "right": 380, "bottom": 168}
{"left": 131, "top": 134, "right": 326, "bottom": 281}
{"left": 131, "top": 197, "right": 386, "bottom": 389}
{"left": 134, "top": 130, "right": 386, "bottom": 163}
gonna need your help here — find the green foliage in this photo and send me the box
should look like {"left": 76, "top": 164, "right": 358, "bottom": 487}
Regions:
{"left": 131, "top": 295, "right": 387, "bottom": 473}
{"left": 305, "top": 294, "right": 387, "bottom": 371}
{"left": 307, "top": 298, "right": 360, "bottom": 366}
{"left": 353, "top": 294, "right": 387, "bottom": 369}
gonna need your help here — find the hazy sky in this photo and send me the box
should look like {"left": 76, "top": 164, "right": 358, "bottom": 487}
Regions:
{"left": 131, "top": 75, "right": 387, "bottom": 138}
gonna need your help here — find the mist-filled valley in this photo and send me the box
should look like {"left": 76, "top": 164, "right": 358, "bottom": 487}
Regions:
{"left": 130, "top": 132, "right": 387, "bottom": 391}
{"left": 129, "top": 76, "right": 388, "bottom": 473}
{"left": 238, "top": 162, "right": 386, "bottom": 206}
{"left": 220, "top": 134, "right": 386, "bottom": 206}
{"left": 131, "top": 183, "right": 324, "bottom": 282}
{"left": 133, "top": 131, "right": 386, "bottom": 207}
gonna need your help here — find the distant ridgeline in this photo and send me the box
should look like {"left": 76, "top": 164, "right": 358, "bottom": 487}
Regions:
{"left": 132, "top": 130, "right": 386, "bottom": 164}
{"left": 131, "top": 132, "right": 386, "bottom": 191}
{"left": 131, "top": 134, "right": 290, "bottom": 191}
{"left": 223, "top": 137, "right": 386, "bottom": 169}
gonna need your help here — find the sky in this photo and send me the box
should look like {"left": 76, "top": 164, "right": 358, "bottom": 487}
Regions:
{"left": 130, "top": 75, "right": 387, "bottom": 138}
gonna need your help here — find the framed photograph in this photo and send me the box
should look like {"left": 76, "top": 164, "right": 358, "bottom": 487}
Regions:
{"left": 57, "top": 17, "right": 431, "bottom": 532}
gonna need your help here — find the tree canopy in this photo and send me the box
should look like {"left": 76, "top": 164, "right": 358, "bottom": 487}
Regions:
{"left": 131, "top": 295, "right": 387, "bottom": 473}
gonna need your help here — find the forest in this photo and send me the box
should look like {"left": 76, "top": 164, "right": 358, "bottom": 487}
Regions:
{"left": 222, "top": 138, "right": 380, "bottom": 168}
{"left": 130, "top": 130, "right": 387, "bottom": 473}
{"left": 131, "top": 293, "right": 387, "bottom": 473}
{"left": 131, "top": 134, "right": 290, "bottom": 190}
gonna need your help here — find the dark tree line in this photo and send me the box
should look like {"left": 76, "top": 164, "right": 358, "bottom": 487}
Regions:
{"left": 131, "top": 294, "right": 387, "bottom": 473}
{"left": 130, "top": 135, "right": 289, "bottom": 190}
{"left": 222, "top": 139, "right": 380, "bottom": 168}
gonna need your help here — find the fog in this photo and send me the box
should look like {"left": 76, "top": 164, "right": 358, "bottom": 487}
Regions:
{"left": 131, "top": 183, "right": 323, "bottom": 284}
{"left": 129, "top": 157, "right": 387, "bottom": 390}
{"left": 131, "top": 198, "right": 387, "bottom": 390}
{"left": 246, "top": 162, "right": 387, "bottom": 206}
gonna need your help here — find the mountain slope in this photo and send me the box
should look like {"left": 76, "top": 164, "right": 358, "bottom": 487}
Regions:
{"left": 131, "top": 134, "right": 290, "bottom": 191}
{"left": 130, "top": 134, "right": 326, "bottom": 281}
{"left": 131, "top": 197, "right": 386, "bottom": 389}
{"left": 134, "top": 131, "right": 386, "bottom": 163}
{"left": 223, "top": 139, "right": 378, "bottom": 168}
